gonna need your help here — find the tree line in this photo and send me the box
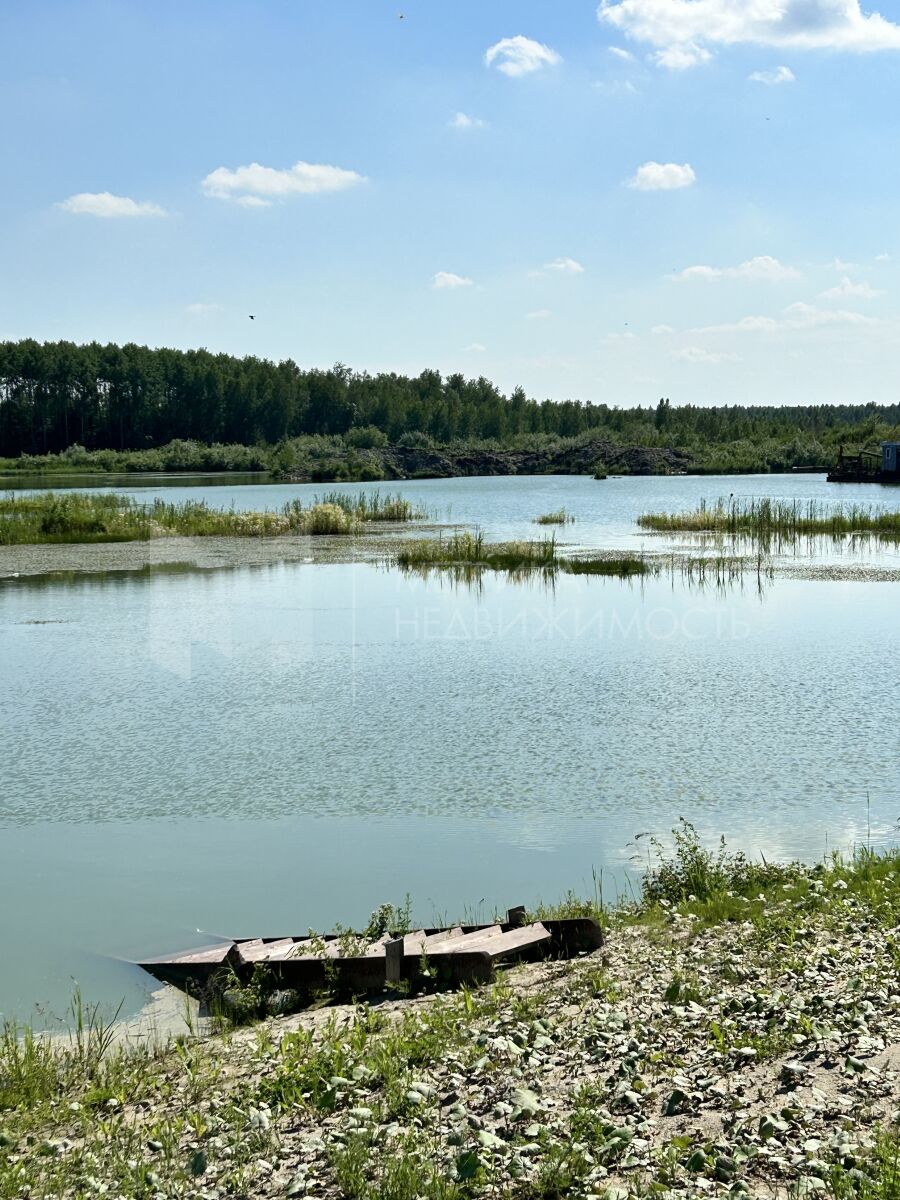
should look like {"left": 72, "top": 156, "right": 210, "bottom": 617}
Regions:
{"left": 1, "top": 338, "right": 898, "bottom": 459}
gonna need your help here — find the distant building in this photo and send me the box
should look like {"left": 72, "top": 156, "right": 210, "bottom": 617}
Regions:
{"left": 883, "top": 441, "right": 900, "bottom": 475}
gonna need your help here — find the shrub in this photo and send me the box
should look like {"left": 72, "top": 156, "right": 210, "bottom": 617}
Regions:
{"left": 396, "top": 431, "right": 435, "bottom": 450}
{"left": 344, "top": 425, "right": 388, "bottom": 450}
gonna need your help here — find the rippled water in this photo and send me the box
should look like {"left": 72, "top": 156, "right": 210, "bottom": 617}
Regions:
{"left": 1, "top": 473, "right": 898, "bottom": 1024}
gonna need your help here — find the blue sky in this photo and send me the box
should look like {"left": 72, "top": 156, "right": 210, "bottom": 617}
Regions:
{"left": 3, "top": 0, "right": 900, "bottom": 407}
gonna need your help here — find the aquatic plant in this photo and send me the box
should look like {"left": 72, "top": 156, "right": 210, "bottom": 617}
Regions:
{"left": 638, "top": 496, "right": 900, "bottom": 542}
{"left": 395, "top": 531, "right": 557, "bottom": 572}
{"left": 562, "top": 556, "right": 650, "bottom": 577}
{"left": 533, "top": 509, "right": 573, "bottom": 525}
{"left": 0, "top": 491, "right": 429, "bottom": 544}
{"left": 314, "top": 490, "right": 426, "bottom": 522}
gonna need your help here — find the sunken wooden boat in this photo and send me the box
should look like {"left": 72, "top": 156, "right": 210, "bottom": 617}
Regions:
{"left": 137, "top": 909, "right": 603, "bottom": 997}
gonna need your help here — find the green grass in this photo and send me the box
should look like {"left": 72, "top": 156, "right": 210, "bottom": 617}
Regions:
{"left": 0, "top": 491, "right": 431, "bottom": 545}
{"left": 639, "top": 496, "right": 900, "bottom": 542}
{"left": 395, "top": 531, "right": 557, "bottom": 573}
{"left": 562, "top": 556, "right": 651, "bottom": 577}
{"left": 315, "top": 490, "right": 426, "bottom": 522}
{"left": 533, "top": 509, "right": 573, "bottom": 526}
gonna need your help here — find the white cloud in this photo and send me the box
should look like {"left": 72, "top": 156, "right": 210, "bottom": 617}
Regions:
{"left": 526, "top": 309, "right": 553, "bottom": 320}
{"left": 819, "top": 276, "right": 883, "bottom": 300}
{"left": 598, "top": 0, "right": 900, "bottom": 67}
{"left": 826, "top": 256, "right": 858, "bottom": 271}
{"left": 202, "top": 160, "right": 365, "bottom": 205}
{"left": 653, "top": 42, "right": 712, "bottom": 68}
{"left": 185, "top": 302, "right": 222, "bottom": 316}
{"left": 484, "top": 35, "right": 561, "bottom": 77}
{"left": 449, "top": 112, "right": 486, "bottom": 130}
{"left": 58, "top": 192, "right": 167, "bottom": 218}
{"left": 608, "top": 45, "right": 636, "bottom": 60}
{"left": 691, "top": 302, "right": 879, "bottom": 335}
{"left": 671, "top": 346, "right": 738, "bottom": 363}
{"left": 875, "top": 252, "right": 891, "bottom": 262}
{"left": 602, "top": 330, "right": 638, "bottom": 342}
{"left": 593, "top": 78, "right": 639, "bottom": 94}
{"left": 652, "top": 324, "right": 675, "bottom": 334}
{"left": 628, "top": 161, "right": 696, "bottom": 190}
{"left": 544, "top": 256, "right": 585, "bottom": 274}
{"left": 674, "top": 255, "right": 799, "bottom": 282}
{"left": 432, "top": 271, "right": 473, "bottom": 289}
{"left": 462, "top": 342, "right": 487, "bottom": 352}
{"left": 749, "top": 65, "right": 796, "bottom": 84}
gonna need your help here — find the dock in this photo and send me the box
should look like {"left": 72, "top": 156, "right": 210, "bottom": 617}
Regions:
{"left": 137, "top": 910, "right": 604, "bottom": 998}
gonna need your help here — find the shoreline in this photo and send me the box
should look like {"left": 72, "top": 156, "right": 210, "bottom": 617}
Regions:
{"left": 2, "top": 535, "right": 899, "bottom": 583}
{"left": 5, "top": 845, "right": 900, "bottom": 1198}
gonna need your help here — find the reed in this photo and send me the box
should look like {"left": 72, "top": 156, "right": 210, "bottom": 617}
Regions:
{"left": 562, "top": 556, "right": 650, "bottom": 577}
{"left": 315, "top": 490, "right": 425, "bottom": 522}
{"left": 395, "top": 532, "right": 557, "bottom": 572}
{"left": 0, "top": 492, "right": 368, "bottom": 544}
{"left": 533, "top": 509, "right": 573, "bottom": 525}
{"left": 638, "top": 496, "right": 900, "bottom": 541}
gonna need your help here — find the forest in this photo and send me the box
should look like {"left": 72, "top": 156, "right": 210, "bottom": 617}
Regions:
{"left": 1, "top": 339, "right": 898, "bottom": 475}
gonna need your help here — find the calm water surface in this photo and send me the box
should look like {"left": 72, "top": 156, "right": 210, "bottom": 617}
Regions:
{"left": 1, "top": 474, "right": 898, "bottom": 1024}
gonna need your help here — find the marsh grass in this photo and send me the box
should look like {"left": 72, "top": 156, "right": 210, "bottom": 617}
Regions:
{"left": 562, "top": 556, "right": 650, "bottom": 577}
{"left": 0, "top": 492, "right": 427, "bottom": 544}
{"left": 396, "top": 534, "right": 770, "bottom": 589}
{"left": 533, "top": 509, "right": 573, "bottom": 526}
{"left": 316, "top": 490, "right": 426, "bottom": 522}
{"left": 639, "top": 497, "right": 900, "bottom": 543}
{"left": 395, "top": 531, "right": 557, "bottom": 573}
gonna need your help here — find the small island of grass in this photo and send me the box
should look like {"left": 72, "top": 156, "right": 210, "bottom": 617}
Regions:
{"left": 0, "top": 490, "right": 425, "bottom": 546}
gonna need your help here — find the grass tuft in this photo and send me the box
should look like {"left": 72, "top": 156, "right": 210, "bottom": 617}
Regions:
{"left": 639, "top": 496, "right": 900, "bottom": 543}
{"left": 0, "top": 490, "right": 428, "bottom": 545}
{"left": 533, "top": 509, "right": 573, "bottom": 526}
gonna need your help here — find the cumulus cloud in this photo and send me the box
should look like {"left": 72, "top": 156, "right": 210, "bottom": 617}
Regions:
{"left": 628, "top": 161, "right": 696, "bottom": 190}
{"left": 653, "top": 42, "right": 712, "bottom": 68}
{"left": 485, "top": 35, "right": 561, "bottom": 76}
{"left": 671, "top": 346, "right": 737, "bottom": 363}
{"left": 462, "top": 342, "right": 487, "bottom": 352}
{"left": 652, "top": 324, "right": 675, "bottom": 334}
{"left": 544, "top": 256, "right": 585, "bottom": 274}
{"left": 449, "top": 112, "right": 486, "bottom": 130}
{"left": 749, "top": 65, "right": 796, "bottom": 84}
{"left": 608, "top": 45, "right": 636, "bottom": 60}
{"left": 202, "top": 160, "right": 365, "bottom": 205}
{"left": 673, "top": 255, "right": 799, "bottom": 282}
{"left": 58, "top": 192, "right": 167, "bottom": 218}
{"left": 691, "top": 302, "right": 879, "bottom": 335}
{"left": 819, "top": 276, "right": 883, "bottom": 299}
{"left": 598, "top": 0, "right": 900, "bottom": 68}
{"left": 432, "top": 271, "right": 473, "bottom": 289}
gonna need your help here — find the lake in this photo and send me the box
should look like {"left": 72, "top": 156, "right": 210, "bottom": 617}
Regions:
{"left": 1, "top": 473, "right": 898, "bottom": 1026}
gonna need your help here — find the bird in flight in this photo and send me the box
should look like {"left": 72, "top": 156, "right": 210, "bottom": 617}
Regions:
{"left": 248, "top": 314, "right": 256, "bottom": 320}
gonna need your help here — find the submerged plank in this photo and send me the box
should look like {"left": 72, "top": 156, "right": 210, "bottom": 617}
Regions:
{"left": 142, "top": 943, "right": 233, "bottom": 966}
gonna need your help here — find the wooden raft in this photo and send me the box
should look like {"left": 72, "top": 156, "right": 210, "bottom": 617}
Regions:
{"left": 137, "top": 910, "right": 603, "bottom": 996}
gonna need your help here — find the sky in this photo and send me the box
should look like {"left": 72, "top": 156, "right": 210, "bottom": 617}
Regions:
{"left": 3, "top": 0, "right": 900, "bottom": 408}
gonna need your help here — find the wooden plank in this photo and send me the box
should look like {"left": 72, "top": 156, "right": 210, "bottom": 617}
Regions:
{"left": 168, "top": 945, "right": 232, "bottom": 964}
{"left": 438, "top": 924, "right": 501, "bottom": 953}
{"left": 401, "top": 930, "right": 429, "bottom": 955}
{"left": 243, "top": 938, "right": 298, "bottom": 962}
{"left": 422, "top": 926, "right": 464, "bottom": 948}
{"left": 385, "top": 938, "right": 404, "bottom": 984}
{"left": 442, "top": 923, "right": 550, "bottom": 959}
